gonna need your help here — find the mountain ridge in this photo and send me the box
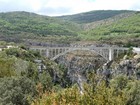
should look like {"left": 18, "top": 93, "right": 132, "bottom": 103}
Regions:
{"left": 0, "top": 10, "right": 139, "bottom": 46}
{"left": 56, "top": 10, "right": 134, "bottom": 24}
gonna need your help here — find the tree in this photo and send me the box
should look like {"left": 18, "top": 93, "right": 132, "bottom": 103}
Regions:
{"left": 0, "top": 77, "right": 37, "bottom": 105}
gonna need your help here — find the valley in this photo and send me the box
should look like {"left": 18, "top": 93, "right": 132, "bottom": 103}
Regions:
{"left": 0, "top": 10, "right": 140, "bottom": 47}
{"left": 0, "top": 10, "right": 140, "bottom": 105}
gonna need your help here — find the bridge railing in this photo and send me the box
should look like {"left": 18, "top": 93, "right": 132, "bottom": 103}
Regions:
{"left": 30, "top": 46, "right": 129, "bottom": 61}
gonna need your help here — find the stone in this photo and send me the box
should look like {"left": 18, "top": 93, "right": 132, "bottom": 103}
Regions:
{"left": 123, "top": 55, "right": 128, "bottom": 60}
{"left": 136, "top": 63, "right": 140, "bottom": 69}
{"left": 134, "top": 54, "right": 140, "bottom": 63}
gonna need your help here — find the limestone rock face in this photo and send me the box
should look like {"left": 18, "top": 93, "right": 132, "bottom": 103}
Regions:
{"left": 136, "top": 63, "right": 140, "bottom": 69}
{"left": 134, "top": 54, "right": 140, "bottom": 63}
{"left": 118, "top": 59, "right": 134, "bottom": 77}
{"left": 97, "top": 54, "right": 140, "bottom": 82}
{"left": 50, "top": 52, "right": 140, "bottom": 91}
{"left": 55, "top": 51, "right": 106, "bottom": 91}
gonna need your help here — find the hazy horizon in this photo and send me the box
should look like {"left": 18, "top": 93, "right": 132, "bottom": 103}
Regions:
{"left": 0, "top": 0, "right": 140, "bottom": 16}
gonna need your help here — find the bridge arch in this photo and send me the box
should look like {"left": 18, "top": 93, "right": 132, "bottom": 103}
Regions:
{"left": 51, "top": 48, "right": 108, "bottom": 61}
{"left": 30, "top": 46, "right": 129, "bottom": 61}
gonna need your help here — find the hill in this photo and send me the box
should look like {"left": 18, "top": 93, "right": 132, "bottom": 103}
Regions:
{"left": 0, "top": 10, "right": 140, "bottom": 46}
{"left": 80, "top": 12, "right": 140, "bottom": 46}
{"left": 56, "top": 10, "right": 133, "bottom": 24}
{"left": 0, "top": 11, "right": 81, "bottom": 42}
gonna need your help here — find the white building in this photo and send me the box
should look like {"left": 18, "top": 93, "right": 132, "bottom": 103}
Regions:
{"left": 7, "top": 45, "right": 18, "bottom": 49}
{"left": 133, "top": 47, "right": 140, "bottom": 54}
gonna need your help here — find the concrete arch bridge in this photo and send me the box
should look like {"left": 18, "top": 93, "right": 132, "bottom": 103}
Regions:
{"left": 30, "top": 46, "right": 129, "bottom": 61}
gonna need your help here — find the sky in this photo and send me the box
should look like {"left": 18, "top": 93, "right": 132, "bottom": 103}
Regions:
{"left": 0, "top": 0, "right": 140, "bottom": 16}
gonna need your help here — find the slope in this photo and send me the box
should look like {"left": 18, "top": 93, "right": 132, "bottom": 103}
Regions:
{"left": 0, "top": 10, "right": 139, "bottom": 46}
{"left": 0, "top": 11, "right": 81, "bottom": 39}
{"left": 80, "top": 12, "right": 140, "bottom": 46}
{"left": 57, "top": 10, "right": 134, "bottom": 24}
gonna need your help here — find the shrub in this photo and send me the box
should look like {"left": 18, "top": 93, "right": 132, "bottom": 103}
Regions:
{"left": 0, "top": 76, "right": 37, "bottom": 105}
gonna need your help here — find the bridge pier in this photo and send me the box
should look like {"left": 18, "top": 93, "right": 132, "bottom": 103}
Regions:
{"left": 54, "top": 49, "right": 56, "bottom": 57}
{"left": 109, "top": 48, "right": 114, "bottom": 61}
{"left": 30, "top": 46, "right": 129, "bottom": 61}
{"left": 46, "top": 49, "right": 49, "bottom": 57}
{"left": 50, "top": 49, "right": 53, "bottom": 58}
{"left": 116, "top": 50, "right": 119, "bottom": 58}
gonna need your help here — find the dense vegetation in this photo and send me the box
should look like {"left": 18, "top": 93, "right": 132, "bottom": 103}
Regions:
{"left": 79, "top": 12, "right": 140, "bottom": 46}
{"left": 0, "top": 10, "right": 140, "bottom": 105}
{"left": 0, "top": 41, "right": 139, "bottom": 105}
{"left": 32, "top": 75, "right": 140, "bottom": 105}
{"left": 0, "top": 11, "right": 81, "bottom": 42}
{"left": 0, "top": 10, "right": 139, "bottom": 46}
{"left": 0, "top": 10, "right": 140, "bottom": 46}
{"left": 0, "top": 42, "right": 54, "bottom": 104}
{"left": 57, "top": 10, "right": 133, "bottom": 24}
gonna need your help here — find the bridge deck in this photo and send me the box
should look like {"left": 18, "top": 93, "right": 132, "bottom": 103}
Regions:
{"left": 30, "top": 46, "right": 129, "bottom": 61}
{"left": 30, "top": 46, "right": 129, "bottom": 50}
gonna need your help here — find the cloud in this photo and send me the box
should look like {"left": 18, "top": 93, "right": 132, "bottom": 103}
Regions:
{"left": 91, "top": 0, "right": 138, "bottom": 10}
{"left": 41, "top": 0, "right": 140, "bottom": 16}
{"left": 39, "top": 7, "right": 72, "bottom": 16}
{"left": 42, "top": 0, "right": 95, "bottom": 16}
{"left": 0, "top": 0, "right": 32, "bottom": 12}
{"left": 0, "top": 0, "right": 140, "bottom": 16}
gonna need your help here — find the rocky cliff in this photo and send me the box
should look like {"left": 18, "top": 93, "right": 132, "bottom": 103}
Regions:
{"left": 44, "top": 50, "right": 140, "bottom": 93}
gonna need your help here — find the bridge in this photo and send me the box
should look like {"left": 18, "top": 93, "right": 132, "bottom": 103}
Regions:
{"left": 30, "top": 45, "right": 129, "bottom": 61}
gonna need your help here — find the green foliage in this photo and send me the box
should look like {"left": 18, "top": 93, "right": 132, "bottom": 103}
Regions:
{"left": 0, "top": 76, "right": 37, "bottom": 105}
{"left": 79, "top": 13, "right": 140, "bottom": 45}
{"left": 32, "top": 73, "right": 140, "bottom": 105}
{"left": 38, "top": 72, "right": 53, "bottom": 92}
{"left": 25, "top": 62, "right": 38, "bottom": 81}
{"left": 57, "top": 10, "right": 132, "bottom": 24}
{"left": 0, "top": 47, "right": 40, "bottom": 79}
{"left": 32, "top": 73, "right": 128, "bottom": 105}
{"left": 125, "top": 80, "right": 140, "bottom": 105}
{"left": 1, "top": 10, "right": 140, "bottom": 105}
{"left": 110, "top": 75, "right": 128, "bottom": 90}
{"left": 4, "top": 47, "right": 41, "bottom": 61}
{"left": 0, "top": 10, "right": 139, "bottom": 45}
{"left": 0, "top": 41, "right": 7, "bottom": 46}
{"left": 0, "top": 43, "right": 68, "bottom": 104}
{"left": 0, "top": 11, "right": 80, "bottom": 39}
{"left": 0, "top": 53, "right": 17, "bottom": 77}
{"left": 110, "top": 75, "right": 140, "bottom": 105}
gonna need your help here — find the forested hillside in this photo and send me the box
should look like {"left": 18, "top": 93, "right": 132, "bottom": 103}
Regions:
{"left": 57, "top": 10, "right": 133, "bottom": 24}
{"left": 0, "top": 10, "right": 140, "bottom": 46}
{"left": 1, "top": 10, "right": 140, "bottom": 105}
{"left": 0, "top": 11, "right": 80, "bottom": 37}
{"left": 80, "top": 12, "right": 140, "bottom": 46}
{"left": 0, "top": 42, "right": 140, "bottom": 105}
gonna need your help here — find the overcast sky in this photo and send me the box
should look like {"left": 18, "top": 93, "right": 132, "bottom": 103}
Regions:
{"left": 0, "top": 0, "right": 140, "bottom": 16}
